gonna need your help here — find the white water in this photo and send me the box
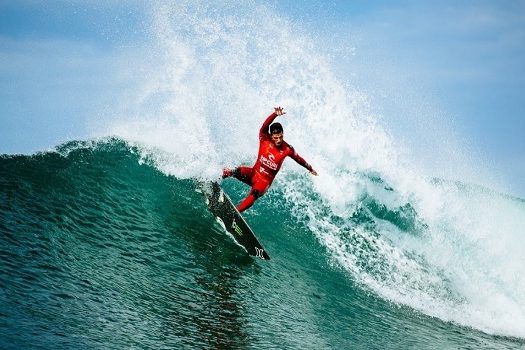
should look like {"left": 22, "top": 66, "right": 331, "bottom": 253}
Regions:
{"left": 100, "top": 1, "right": 525, "bottom": 339}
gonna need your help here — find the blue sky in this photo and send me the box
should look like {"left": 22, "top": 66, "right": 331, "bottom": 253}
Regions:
{"left": 277, "top": 0, "right": 525, "bottom": 196}
{"left": 1, "top": 1, "right": 524, "bottom": 197}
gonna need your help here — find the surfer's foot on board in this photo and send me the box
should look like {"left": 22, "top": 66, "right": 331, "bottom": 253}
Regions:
{"left": 222, "top": 168, "right": 233, "bottom": 179}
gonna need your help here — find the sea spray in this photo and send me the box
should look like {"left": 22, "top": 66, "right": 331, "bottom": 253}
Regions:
{"left": 95, "top": 1, "right": 525, "bottom": 339}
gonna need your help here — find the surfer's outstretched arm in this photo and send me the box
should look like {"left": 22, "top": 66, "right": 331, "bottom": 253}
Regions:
{"left": 289, "top": 149, "right": 318, "bottom": 176}
{"left": 259, "top": 107, "right": 286, "bottom": 139}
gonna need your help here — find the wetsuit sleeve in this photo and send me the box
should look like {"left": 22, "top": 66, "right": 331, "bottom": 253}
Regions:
{"left": 259, "top": 112, "right": 278, "bottom": 140}
{"left": 288, "top": 146, "right": 313, "bottom": 172}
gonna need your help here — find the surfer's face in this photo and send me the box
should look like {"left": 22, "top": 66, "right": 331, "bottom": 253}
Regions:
{"left": 271, "top": 132, "right": 283, "bottom": 147}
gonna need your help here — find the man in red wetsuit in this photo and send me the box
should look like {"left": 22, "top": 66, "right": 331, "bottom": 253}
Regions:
{"left": 223, "top": 107, "right": 318, "bottom": 212}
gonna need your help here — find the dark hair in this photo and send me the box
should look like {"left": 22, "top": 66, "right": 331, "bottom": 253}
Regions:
{"left": 270, "top": 122, "right": 283, "bottom": 134}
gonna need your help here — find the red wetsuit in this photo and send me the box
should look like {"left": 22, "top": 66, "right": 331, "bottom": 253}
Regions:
{"left": 233, "top": 112, "right": 313, "bottom": 212}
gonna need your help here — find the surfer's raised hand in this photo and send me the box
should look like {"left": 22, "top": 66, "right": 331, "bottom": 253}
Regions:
{"left": 310, "top": 169, "right": 318, "bottom": 176}
{"left": 274, "top": 106, "right": 286, "bottom": 116}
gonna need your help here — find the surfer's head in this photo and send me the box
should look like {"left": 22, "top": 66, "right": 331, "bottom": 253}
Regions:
{"left": 270, "top": 123, "right": 284, "bottom": 146}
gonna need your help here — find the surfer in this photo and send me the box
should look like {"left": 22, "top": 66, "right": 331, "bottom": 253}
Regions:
{"left": 223, "top": 107, "right": 318, "bottom": 212}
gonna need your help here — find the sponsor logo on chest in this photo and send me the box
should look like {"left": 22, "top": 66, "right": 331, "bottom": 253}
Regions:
{"left": 260, "top": 153, "right": 279, "bottom": 170}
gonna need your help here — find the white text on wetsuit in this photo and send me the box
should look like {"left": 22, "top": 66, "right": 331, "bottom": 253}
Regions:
{"left": 259, "top": 155, "right": 278, "bottom": 171}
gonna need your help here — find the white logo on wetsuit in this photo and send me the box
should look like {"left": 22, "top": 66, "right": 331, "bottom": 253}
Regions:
{"left": 260, "top": 155, "right": 278, "bottom": 170}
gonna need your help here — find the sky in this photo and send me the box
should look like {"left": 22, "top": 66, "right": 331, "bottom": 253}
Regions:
{"left": 1, "top": 0, "right": 524, "bottom": 197}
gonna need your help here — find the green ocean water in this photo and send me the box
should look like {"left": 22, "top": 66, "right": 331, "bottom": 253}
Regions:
{"left": 1, "top": 139, "right": 524, "bottom": 349}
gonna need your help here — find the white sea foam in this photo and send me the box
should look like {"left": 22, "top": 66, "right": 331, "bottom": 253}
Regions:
{"left": 99, "top": 1, "right": 525, "bottom": 339}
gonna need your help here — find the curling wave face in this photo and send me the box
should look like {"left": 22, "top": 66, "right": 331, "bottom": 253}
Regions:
{"left": 1, "top": 139, "right": 524, "bottom": 349}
